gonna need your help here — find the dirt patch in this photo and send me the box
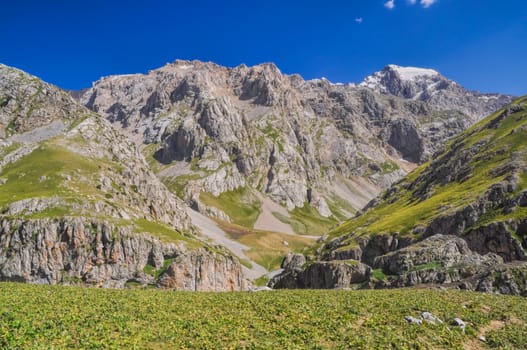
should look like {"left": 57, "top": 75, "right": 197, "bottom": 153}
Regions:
{"left": 463, "top": 319, "right": 505, "bottom": 350}
{"left": 479, "top": 320, "right": 505, "bottom": 336}
{"left": 479, "top": 305, "right": 491, "bottom": 314}
{"left": 253, "top": 193, "right": 295, "bottom": 234}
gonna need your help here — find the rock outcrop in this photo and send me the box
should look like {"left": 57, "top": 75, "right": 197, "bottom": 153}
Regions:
{"left": 270, "top": 259, "right": 371, "bottom": 289}
{"left": 0, "top": 218, "right": 246, "bottom": 291}
{"left": 0, "top": 64, "right": 85, "bottom": 135}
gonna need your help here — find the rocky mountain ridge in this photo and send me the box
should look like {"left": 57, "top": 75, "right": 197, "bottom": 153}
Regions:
{"left": 80, "top": 60, "right": 513, "bottom": 236}
{"left": 0, "top": 61, "right": 517, "bottom": 291}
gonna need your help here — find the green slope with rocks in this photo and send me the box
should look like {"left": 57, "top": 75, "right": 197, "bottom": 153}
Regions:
{"left": 329, "top": 95, "right": 527, "bottom": 240}
{"left": 271, "top": 96, "right": 527, "bottom": 294}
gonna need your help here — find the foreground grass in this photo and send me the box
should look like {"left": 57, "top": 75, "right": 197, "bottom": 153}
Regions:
{"left": 1, "top": 283, "right": 526, "bottom": 349}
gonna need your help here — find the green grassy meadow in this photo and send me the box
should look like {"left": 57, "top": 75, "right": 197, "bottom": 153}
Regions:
{"left": 1, "top": 283, "right": 526, "bottom": 349}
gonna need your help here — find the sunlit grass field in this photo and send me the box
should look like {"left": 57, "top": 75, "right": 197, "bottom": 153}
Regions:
{"left": 1, "top": 283, "right": 526, "bottom": 349}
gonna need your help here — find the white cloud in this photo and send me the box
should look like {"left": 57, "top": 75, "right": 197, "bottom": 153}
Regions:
{"left": 420, "top": 0, "right": 438, "bottom": 7}
{"left": 386, "top": 0, "right": 437, "bottom": 10}
{"left": 355, "top": 17, "right": 363, "bottom": 24}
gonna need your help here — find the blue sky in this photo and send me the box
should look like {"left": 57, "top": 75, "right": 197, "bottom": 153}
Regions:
{"left": 1, "top": 0, "right": 526, "bottom": 95}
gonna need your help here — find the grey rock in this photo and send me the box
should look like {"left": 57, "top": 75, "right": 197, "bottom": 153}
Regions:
{"left": 281, "top": 252, "right": 306, "bottom": 270}
{"left": 373, "top": 234, "right": 502, "bottom": 275}
{"left": 386, "top": 118, "right": 425, "bottom": 163}
{"left": 405, "top": 316, "right": 423, "bottom": 325}
{"left": 452, "top": 318, "right": 466, "bottom": 332}
{"left": 421, "top": 312, "right": 443, "bottom": 325}
{"left": 270, "top": 260, "right": 371, "bottom": 289}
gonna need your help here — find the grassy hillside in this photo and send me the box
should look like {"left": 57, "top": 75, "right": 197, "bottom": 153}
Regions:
{"left": 200, "top": 187, "right": 262, "bottom": 228}
{"left": 0, "top": 125, "right": 203, "bottom": 250}
{"left": 1, "top": 283, "right": 526, "bottom": 349}
{"left": 329, "top": 96, "right": 527, "bottom": 242}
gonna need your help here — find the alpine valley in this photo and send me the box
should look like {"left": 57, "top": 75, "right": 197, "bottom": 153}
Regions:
{"left": 1, "top": 60, "right": 525, "bottom": 296}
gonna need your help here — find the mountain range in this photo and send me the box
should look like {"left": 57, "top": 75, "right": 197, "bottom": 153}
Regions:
{"left": 0, "top": 60, "right": 523, "bottom": 293}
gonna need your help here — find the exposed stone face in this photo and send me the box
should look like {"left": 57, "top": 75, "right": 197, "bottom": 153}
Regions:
{"left": 386, "top": 118, "right": 425, "bottom": 163}
{"left": 270, "top": 260, "right": 371, "bottom": 289}
{"left": 0, "top": 218, "right": 246, "bottom": 291}
{"left": 302, "top": 261, "right": 371, "bottom": 289}
{"left": 475, "top": 265, "right": 527, "bottom": 295}
{"left": 157, "top": 252, "right": 245, "bottom": 291}
{"left": 281, "top": 252, "right": 306, "bottom": 270}
{"left": 372, "top": 235, "right": 503, "bottom": 275}
{"left": 464, "top": 222, "right": 527, "bottom": 262}
{"left": 80, "top": 60, "right": 512, "bottom": 217}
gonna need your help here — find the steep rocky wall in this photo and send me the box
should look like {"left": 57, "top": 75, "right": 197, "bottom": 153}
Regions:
{"left": 0, "top": 217, "right": 247, "bottom": 291}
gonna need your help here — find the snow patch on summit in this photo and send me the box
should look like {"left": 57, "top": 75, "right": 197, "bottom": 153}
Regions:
{"left": 387, "top": 65, "right": 439, "bottom": 80}
{"left": 359, "top": 64, "right": 445, "bottom": 99}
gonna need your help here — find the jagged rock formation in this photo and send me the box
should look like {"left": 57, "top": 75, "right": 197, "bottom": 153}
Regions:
{"left": 80, "top": 60, "right": 513, "bottom": 226}
{"left": 0, "top": 64, "right": 247, "bottom": 290}
{"left": 271, "top": 97, "right": 527, "bottom": 295}
{"left": 271, "top": 252, "right": 371, "bottom": 289}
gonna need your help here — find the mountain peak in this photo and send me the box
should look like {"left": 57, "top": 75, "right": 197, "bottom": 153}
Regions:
{"left": 359, "top": 64, "right": 446, "bottom": 95}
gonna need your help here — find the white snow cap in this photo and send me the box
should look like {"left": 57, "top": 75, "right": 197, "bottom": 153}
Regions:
{"left": 387, "top": 65, "right": 440, "bottom": 80}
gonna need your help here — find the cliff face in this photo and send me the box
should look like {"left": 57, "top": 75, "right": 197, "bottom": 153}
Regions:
{"left": 271, "top": 97, "right": 527, "bottom": 295}
{"left": 80, "top": 60, "right": 513, "bottom": 225}
{"left": 0, "top": 217, "right": 246, "bottom": 291}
